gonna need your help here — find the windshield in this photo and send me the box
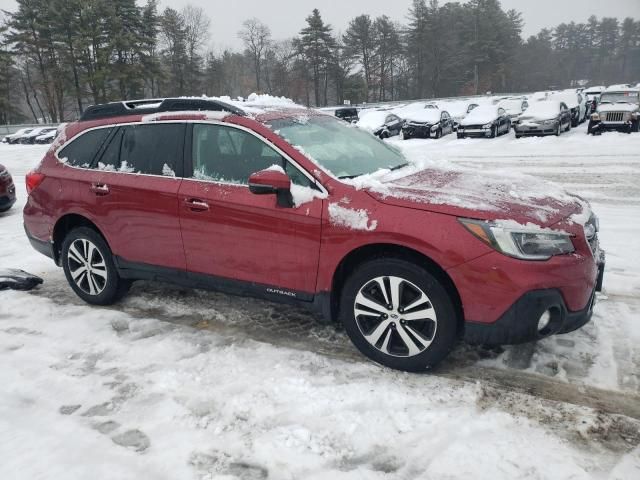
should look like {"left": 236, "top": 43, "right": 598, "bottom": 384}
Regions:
{"left": 270, "top": 115, "right": 407, "bottom": 179}
{"left": 600, "top": 92, "right": 639, "bottom": 104}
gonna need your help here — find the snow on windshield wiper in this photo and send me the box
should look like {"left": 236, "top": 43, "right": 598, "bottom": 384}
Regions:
{"left": 338, "top": 173, "right": 365, "bottom": 180}
{"left": 390, "top": 163, "right": 409, "bottom": 171}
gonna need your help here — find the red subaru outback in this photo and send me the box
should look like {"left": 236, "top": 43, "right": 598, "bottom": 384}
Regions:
{"left": 23, "top": 98, "right": 605, "bottom": 371}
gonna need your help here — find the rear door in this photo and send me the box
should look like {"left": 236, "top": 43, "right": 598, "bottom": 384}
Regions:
{"left": 89, "top": 123, "right": 187, "bottom": 271}
{"left": 178, "top": 122, "right": 323, "bottom": 297}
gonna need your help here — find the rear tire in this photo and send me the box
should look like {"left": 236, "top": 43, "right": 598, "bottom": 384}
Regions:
{"left": 61, "top": 227, "right": 131, "bottom": 306}
{"left": 339, "top": 258, "right": 457, "bottom": 372}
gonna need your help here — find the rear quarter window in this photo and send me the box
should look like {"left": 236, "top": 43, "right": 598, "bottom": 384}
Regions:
{"left": 58, "top": 128, "right": 113, "bottom": 168}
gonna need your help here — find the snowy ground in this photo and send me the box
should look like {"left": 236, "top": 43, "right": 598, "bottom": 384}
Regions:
{"left": 1, "top": 123, "right": 640, "bottom": 479}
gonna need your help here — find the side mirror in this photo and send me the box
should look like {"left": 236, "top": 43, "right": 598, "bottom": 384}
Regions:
{"left": 248, "top": 168, "right": 294, "bottom": 208}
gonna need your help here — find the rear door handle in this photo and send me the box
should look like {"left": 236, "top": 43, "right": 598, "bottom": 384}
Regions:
{"left": 184, "top": 198, "right": 209, "bottom": 212}
{"left": 90, "top": 183, "right": 110, "bottom": 196}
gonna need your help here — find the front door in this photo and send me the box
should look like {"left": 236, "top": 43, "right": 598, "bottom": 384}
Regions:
{"left": 178, "top": 123, "right": 323, "bottom": 297}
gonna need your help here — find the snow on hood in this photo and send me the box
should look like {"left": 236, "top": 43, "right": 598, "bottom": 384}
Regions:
{"left": 517, "top": 101, "right": 561, "bottom": 121}
{"left": 405, "top": 109, "right": 441, "bottom": 124}
{"left": 356, "top": 111, "right": 389, "bottom": 131}
{"left": 344, "top": 162, "right": 585, "bottom": 226}
{"left": 597, "top": 102, "right": 639, "bottom": 113}
{"left": 460, "top": 106, "right": 500, "bottom": 126}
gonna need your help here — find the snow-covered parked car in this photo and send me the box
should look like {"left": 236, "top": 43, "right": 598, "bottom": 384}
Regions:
{"left": 457, "top": 105, "right": 511, "bottom": 139}
{"left": 438, "top": 100, "right": 479, "bottom": 130}
{"left": 4, "top": 128, "right": 34, "bottom": 144}
{"left": 513, "top": 100, "right": 572, "bottom": 138}
{"left": 497, "top": 98, "right": 529, "bottom": 121}
{"left": 356, "top": 110, "right": 404, "bottom": 139}
{"left": 401, "top": 105, "right": 454, "bottom": 140}
{"left": 588, "top": 87, "right": 640, "bottom": 134}
{"left": 21, "top": 127, "right": 57, "bottom": 144}
{"left": 548, "top": 91, "right": 586, "bottom": 126}
{"left": 35, "top": 128, "right": 59, "bottom": 144}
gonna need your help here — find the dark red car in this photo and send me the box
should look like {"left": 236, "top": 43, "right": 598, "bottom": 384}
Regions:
{"left": 23, "top": 98, "right": 605, "bottom": 371}
{"left": 0, "top": 163, "right": 16, "bottom": 212}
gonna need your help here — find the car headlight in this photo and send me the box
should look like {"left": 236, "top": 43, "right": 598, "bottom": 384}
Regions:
{"left": 430, "top": 124, "right": 439, "bottom": 131}
{"left": 483, "top": 123, "right": 492, "bottom": 129}
{"left": 591, "top": 113, "right": 600, "bottom": 121}
{"left": 459, "top": 219, "right": 575, "bottom": 261}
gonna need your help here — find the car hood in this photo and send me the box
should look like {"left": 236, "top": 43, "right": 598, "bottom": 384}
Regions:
{"left": 460, "top": 109, "right": 498, "bottom": 126}
{"left": 597, "top": 103, "right": 638, "bottom": 113}
{"left": 350, "top": 166, "right": 585, "bottom": 227}
{"left": 405, "top": 110, "right": 441, "bottom": 124}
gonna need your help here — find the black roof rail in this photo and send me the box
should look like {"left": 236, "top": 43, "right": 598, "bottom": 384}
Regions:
{"left": 80, "top": 98, "right": 246, "bottom": 122}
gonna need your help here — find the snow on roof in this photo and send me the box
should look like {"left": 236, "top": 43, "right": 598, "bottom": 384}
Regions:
{"left": 604, "top": 85, "right": 640, "bottom": 93}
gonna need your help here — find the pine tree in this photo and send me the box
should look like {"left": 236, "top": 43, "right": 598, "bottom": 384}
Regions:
{"left": 297, "top": 9, "right": 336, "bottom": 107}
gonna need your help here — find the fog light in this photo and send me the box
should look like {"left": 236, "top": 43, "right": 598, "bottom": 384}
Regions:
{"left": 538, "top": 310, "right": 551, "bottom": 332}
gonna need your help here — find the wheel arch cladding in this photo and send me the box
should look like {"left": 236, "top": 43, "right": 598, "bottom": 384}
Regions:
{"left": 330, "top": 243, "right": 464, "bottom": 333}
{"left": 52, "top": 214, "right": 109, "bottom": 266}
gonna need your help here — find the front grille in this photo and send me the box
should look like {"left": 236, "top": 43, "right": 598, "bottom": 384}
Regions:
{"left": 604, "top": 111, "right": 626, "bottom": 122}
{"left": 462, "top": 125, "right": 484, "bottom": 129}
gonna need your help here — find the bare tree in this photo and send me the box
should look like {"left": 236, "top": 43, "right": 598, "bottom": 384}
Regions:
{"left": 238, "top": 18, "right": 272, "bottom": 91}
{"left": 182, "top": 5, "right": 211, "bottom": 92}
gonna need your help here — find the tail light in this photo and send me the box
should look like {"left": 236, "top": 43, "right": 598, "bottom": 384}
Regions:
{"left": 26, "top": 171, "right": 45, "bottom": 195}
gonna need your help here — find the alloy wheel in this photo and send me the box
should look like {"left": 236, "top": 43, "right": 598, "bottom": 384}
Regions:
{"left": 353, "top": 276, "right": 438, "bottom": 357}
{"left": 67, "top": 238, "right": 108, "bottom": 296}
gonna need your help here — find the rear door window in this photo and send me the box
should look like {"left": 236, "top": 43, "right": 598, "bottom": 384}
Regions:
{"left": 118, "top": 124, "right": 185, "bottom": 176}
{"left": 59, "top": 128, "right": 113, "bottom": 168}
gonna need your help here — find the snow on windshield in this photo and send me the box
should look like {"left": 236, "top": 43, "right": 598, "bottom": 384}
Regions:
{"left": 461, "top": 106, "right": 499, "bottom": 125}
{"left": 270, "top": 115, "right": 407, "bottom": 179}
{"left": 599, "top": 92, "right": 639, "bottom": 104}
{"left": 520, "top": 101, "right": 561, "bottom": 120}
{"left": 405, "top": 109, "right": 441, "bottom": 123}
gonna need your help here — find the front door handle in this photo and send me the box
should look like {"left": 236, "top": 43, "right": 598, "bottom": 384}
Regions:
{"left": 184, "top": 198, "right": 209, "bottom": 212}
{"left": 90, "top": 183, "right": 110, "bottom": 196}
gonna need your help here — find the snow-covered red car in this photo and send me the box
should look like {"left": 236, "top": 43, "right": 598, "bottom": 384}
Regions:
{"left": 23, "top": 98, "right": 605, "bottom": 372}
{"left": 0, "top": 163, "right": 16, "bottom": 212}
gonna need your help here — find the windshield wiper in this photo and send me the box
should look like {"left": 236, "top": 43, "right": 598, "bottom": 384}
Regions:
{"left": 338, "top": 173, "right": 365, "bottom": 180}
{"left": 390, "top": 163, "right": 409, "bottom": 171}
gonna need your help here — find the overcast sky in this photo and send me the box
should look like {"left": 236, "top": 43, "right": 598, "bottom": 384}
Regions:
{"left": 1, "top": 0, "right": 639, "bottom": 51}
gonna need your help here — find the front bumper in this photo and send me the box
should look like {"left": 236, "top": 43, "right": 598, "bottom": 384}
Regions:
{"left": 514, "top": 123, "right": 558, "bottom": 136}
{"left": 402, "top": 124, "right": 434, "bottom": 138}
{"left": 463, "top": 254, "right": 605, "bottom": 345}
{"left": 457, "top": 127, "right": 492, "bottom": 137}
{"left": 589, "top": 120, "right": 636, "bottom": 132}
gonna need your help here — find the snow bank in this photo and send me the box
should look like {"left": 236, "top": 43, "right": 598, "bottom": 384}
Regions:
{"left": 328, "top": 203, "right": 377, "bottom": 231}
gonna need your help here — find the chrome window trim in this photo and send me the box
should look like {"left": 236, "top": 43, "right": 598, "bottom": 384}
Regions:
{"left": 54, "top": 119, "right": 328, "bottom": 195}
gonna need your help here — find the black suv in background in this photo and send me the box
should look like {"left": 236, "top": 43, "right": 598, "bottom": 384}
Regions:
{"left": 334, "top": 107, "right": 359, "bottom": 123}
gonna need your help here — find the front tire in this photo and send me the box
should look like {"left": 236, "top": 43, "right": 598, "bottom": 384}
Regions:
{"left": 61, "top": 227, "right": 131, "bottom": 305}
{"left": 490, "top": 125, "right": 497, "bottom": 138}
{"left": 339, "top": 258, "right": 457, "bottom": 372}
